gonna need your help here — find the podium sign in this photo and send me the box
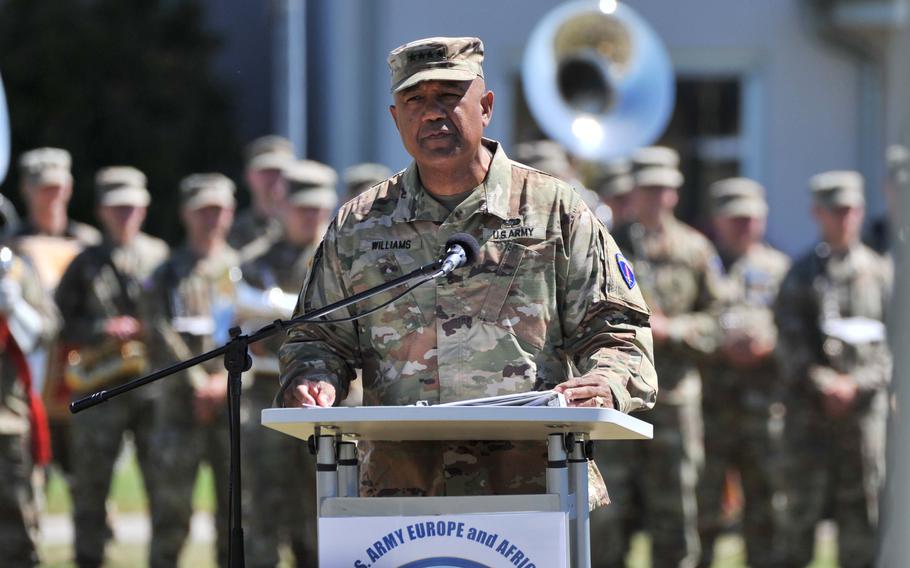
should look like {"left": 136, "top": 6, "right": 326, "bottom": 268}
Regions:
{"left": 319, "top": 512, "right": 567, "bottom": 568}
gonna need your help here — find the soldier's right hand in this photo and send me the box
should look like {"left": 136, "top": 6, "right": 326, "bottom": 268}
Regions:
{"left": 104, "top": 316, "right": 142, "bottom": 341}
{"left": 284, "top": 378, "right": 336, "bottom": 408}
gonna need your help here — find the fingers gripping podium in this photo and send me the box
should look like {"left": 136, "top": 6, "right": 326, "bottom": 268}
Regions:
{"left": 262, "top": 405, "right": 652, "bottom": 567}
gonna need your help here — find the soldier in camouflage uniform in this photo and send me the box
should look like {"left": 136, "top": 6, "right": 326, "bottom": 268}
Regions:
{"left": 592, "top": 149, "right": 724, "bottom": 568}
{"left": 228, "top": 135, "right": 295, "bottom": 260}
{"left": 278, "top": 37, "right": 656, "bottom": 504}
{"left": 695, "top": 178, "right": 790, "bottom": 568}
{"left": 145, "top": 174, "right": 240, "bottom": 568}
{"left": 241, "top": 160, "right": 337, "bottom": 567}
{"left": 344, "top": 162, "right": 393, "bottom": 201}
{"left": 56, "top": 167, "right": 169, "bottom": 568}
{"left": 594, "top": 159, "right": 637, "bottom": 229}
{"left": 15, "top": 148, "right": 102, "bottom": 485}
{"left": 0, "top": 249, "right": 59, "bottom": 567}
{"left": 774, "top": 171, "right": 891, "bottom": 568}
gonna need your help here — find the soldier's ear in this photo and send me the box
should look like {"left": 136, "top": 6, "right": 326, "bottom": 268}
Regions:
{"left": 389, "top": 105, "right": 400, "bottom": 132}
{"left": 480, "top": 90, "right": 494, "bottom": 127}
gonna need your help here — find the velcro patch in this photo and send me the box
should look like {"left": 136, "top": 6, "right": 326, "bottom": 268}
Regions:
{"left": 616, "top": 253, "right": 637, "bottom": 289}
{"left": 368, "top": 239, "right": 420, "bottom": 251}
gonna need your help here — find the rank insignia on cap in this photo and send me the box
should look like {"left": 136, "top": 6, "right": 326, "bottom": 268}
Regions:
{"left": 616, "top": 253, "right": 636, "bottom": 289}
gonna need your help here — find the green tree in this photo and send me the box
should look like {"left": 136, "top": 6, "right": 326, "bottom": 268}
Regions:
{"left": 0, "top": 0, "right": 239, "bottom": 242}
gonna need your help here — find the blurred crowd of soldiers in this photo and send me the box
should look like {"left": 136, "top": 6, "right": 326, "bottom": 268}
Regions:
{"left": 0, "top": 131, "right": 904, "bottom": 568}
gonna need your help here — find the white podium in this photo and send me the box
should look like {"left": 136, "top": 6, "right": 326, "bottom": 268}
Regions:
{"left": 262, "top": 406, "right": 652, "bottom": 568}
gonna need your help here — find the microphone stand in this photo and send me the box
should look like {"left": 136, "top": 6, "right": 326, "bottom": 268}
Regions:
{"left": 70, "top": 258, "right": 446, "bottom": 568}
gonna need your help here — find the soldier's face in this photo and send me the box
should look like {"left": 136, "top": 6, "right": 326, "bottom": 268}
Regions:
{"left": 245, "top": 167, "right": 286, "bottom": 213}
{"left": 98, "top": 205, "right": 146, "bottom": 245}
{"left": 182, "top": 205, "right": 235, "bottom": 243}
{"left": 28, "top": 182, "right": 71, "bottom": 213}
{"left": 635, "top": 185, "right": 678, "bottom": 221}
{"left": 284, "top": 205, "right": 331, "bottom": 245}
{"left": 389, "top": 78, "right": 493, "bottom": 168}
{"left": 605, "top": 193, "right": 638, "bottom": 226}
{"left": 713, "top": 215, "right": 765, "bottom": 255}
{"left": 813, "top": 204, "right": 864, "bottom": 248}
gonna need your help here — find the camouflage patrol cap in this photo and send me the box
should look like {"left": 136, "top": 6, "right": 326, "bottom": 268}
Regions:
{"left": 709, "top": 177, "right": 768, "bottom": 218}
{"left": 179, "top": 173, "right": 236, "bottom": 210}
{"left": 344, "top": 162, "right": 393, "bottom": 199}
{"left": 95, "top": 166, "right": 151, "bottom": 207}
{"left": 635, "top": 165, "right": 684, "bottom": 189}
{"left": 388, "top": 37, "right": 484, "bottom": 94}
{"left": 19, "top": 147, "right": 72, "bottom": 188}
{"left": 244, "top": 135, "right": 295, "bottom": 171}
{"left": 631, "top": 146, "right": 679, "bottom": 171}
{"left": 595, "top": 159, "right": 635, "bottom": 198}
{"left": 810, "top": 170, "right": 864, "bottom": 208}
{"left": 284, "top": 160, "right": 338, "bottom": 209}
{"left": 513, "top": 140, "right": 572, "bottom": 179}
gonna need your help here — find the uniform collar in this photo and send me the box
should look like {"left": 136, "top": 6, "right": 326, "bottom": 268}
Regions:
{"left": 393, "top": 138, "right": 514, "bottom": 223}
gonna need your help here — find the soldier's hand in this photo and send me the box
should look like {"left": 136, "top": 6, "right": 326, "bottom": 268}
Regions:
{"left": 649, "top": 313, "right": 669, "bottom": 344}
{"left": 194, "top": 372, "right": 228, "bottom": 424}
{"left": 822, "top": 374, "right": 858, "bottom": 418}
{"left": 553, "top": 377, "right": 614, "bottom": 408}
{"left": 104, "top": 316, "right": 142, "bottom": 341}
{"left": 284, "top": 379, "right": 336, "bottom": 408}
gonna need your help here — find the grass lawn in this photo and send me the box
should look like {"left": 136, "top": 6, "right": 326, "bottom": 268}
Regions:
{"left": 40, "top": 451, "right": 839, "bottom": 567}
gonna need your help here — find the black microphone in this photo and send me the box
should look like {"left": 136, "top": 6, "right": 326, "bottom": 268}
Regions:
{"left": 439, "top": 233, "right": 480, "bottom": 276}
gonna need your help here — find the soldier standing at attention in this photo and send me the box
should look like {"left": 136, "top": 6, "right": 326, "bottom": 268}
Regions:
{"left": 56, "top": 167, "right": 168, "bottom": 568}
{"left": 278, "top": 36, "right": 656, "bottom": 504}
{"left": 144, "top": 174, "right": 240, "bottom": 568}
{"left": 774, "top": 171, "right": 891, "bottom": 568}
{"left": 594, "top": 147, "right": 725, "bottom": 568}
{"left": 343, "top": 162, "right": 393, "bottom": 201}
{"left": 0, "top": 250, "right": 59, "bottom": 567}
{"left": 15, "top": 148, "right": 101, "bottom": 492}
{"left": 240, "top": 159, "right": 337, "bottom": 567}
{"left": 228, "top": 136, "right": 295, "bottom": 261}
{"left": 695, "top": 178, "right": 790, "bottom": 568}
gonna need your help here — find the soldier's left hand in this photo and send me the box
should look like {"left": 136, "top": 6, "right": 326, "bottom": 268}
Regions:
{"left": 553, "top": 377, "right": 614, "bottom": 408}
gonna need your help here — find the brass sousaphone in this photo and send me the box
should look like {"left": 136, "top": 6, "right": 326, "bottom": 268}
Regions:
{"left": 522, "top": 0, "right": 675, "bottom": 160}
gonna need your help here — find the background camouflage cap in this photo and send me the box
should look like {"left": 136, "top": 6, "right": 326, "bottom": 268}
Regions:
{"left": 284, "top": 159, "right": 338, "bottom": 209}
{"left": 810, "top": 170, "right": 864, "bottom": 208}
{"left": 594, "top": 158, "right": 635, "bottom": 198}
{"left": 244, "top": 135, "right": 295, "bottom": 171}
{"left": 631, "top": 146, "right": 679, "bottom": 171}
{"left": 709, "top": 177, "right": 768, "bottom": 218}
{"left": 635, "top": 165, "right": 684, "bottom": 189}
{"left": 344, "top": 162, "right": 393, "bottom": 199}
{"left": 388, "top": 36, "right": 484, "bottom": 93}
{"left": 19, "top": 147, "right": 72, "bottom": 188}
{"left": 513, "top": 140, "right": 572, "bottom": 179}
{"left": 179, "top": 172, "right": 236, "bottom": 210}
{"left": 95, "top": 166, "right": 151, "bottom": 207}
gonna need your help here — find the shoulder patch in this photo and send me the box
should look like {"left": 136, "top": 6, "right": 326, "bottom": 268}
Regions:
{"left": 615, "top": 253, "right": 636, "bottom": 289}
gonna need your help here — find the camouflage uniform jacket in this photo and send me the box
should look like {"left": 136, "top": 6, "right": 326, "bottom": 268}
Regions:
{"left": 241, "top": 240, "right": 318, "bottom": 375}
{"left": 704, "top": 243, "right": 790, "bottom": 407}
{"left": 0, "top": 255, "right": 60, "bottom": 434}
{"left": 143, "top": 245, "right": 240, "bottom": 423}
{"left": 280, "top": 139, "right": 657, "bottom": 413}
{"left": 228, "top": 208, "right": 283, "bottom": 262}
{"left": 774, "top": 242, "right": 892, "bottom": 412}
{"left": 612, "top": 215, "right": 725, "bottom": 404}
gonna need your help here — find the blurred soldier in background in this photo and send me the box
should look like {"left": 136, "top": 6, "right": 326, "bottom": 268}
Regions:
{"left": 593, "top": 146, "right": 724, "bottom": 567}
{"left": 774, "top": 171, "right": 892, "bottom": 568}
{"left": 594, "top": 159, "right": 637, "bottom": 228}
{"left": 56, "top": 167, "right": 168, "bottom": 568}
{"left": 240, "top": 159, "right": 337, "bottom": 568}
{"left": 0, "top": 248, "right": 59, "bottom": 567}
{"left": 696, "top": 178, "right": 790, "bottom": 568}
{"left": 228, "top": 135, "right": 295, "bottom": 260}
{"left": 513, "top": 139, "right": 613, "bottom": 227}
{"left": 15, "top": 147, "right": 101, "bottom": 488}
{"left": 144, "top": 173, "right": 239, "bottom": 568}
{"left": 343, "top": 162, "right": 393, "bottom": 201}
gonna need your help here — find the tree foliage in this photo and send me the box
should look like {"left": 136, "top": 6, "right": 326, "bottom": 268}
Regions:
{"left": 0, "top": 0, "right": 239, "bottom": 241}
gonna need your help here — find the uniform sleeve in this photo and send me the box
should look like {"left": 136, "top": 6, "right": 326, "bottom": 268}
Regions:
{"left": 54, "top": 253, "right": 107, "bottom": 345}
{"left": 560, "top": 203, "right": 657, "bottom": 413}
{"left": 851, "top": 255, "right": 893, "bottom": 394}
{"left": 278, "top": 222, "right": 360, "bottom": 402}
{"left": 773, "top": 264, "right": 826, "bottom": 393}
{"left": 140, "top": 264, "right": 210, "bottom": 391}
{"left": 663, "top": 242, "right": 726, "bottom": 358}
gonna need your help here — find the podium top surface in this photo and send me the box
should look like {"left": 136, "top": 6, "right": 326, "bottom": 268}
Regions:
{"left": 261, "top": 406, "right": 652, "bottom": 442}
